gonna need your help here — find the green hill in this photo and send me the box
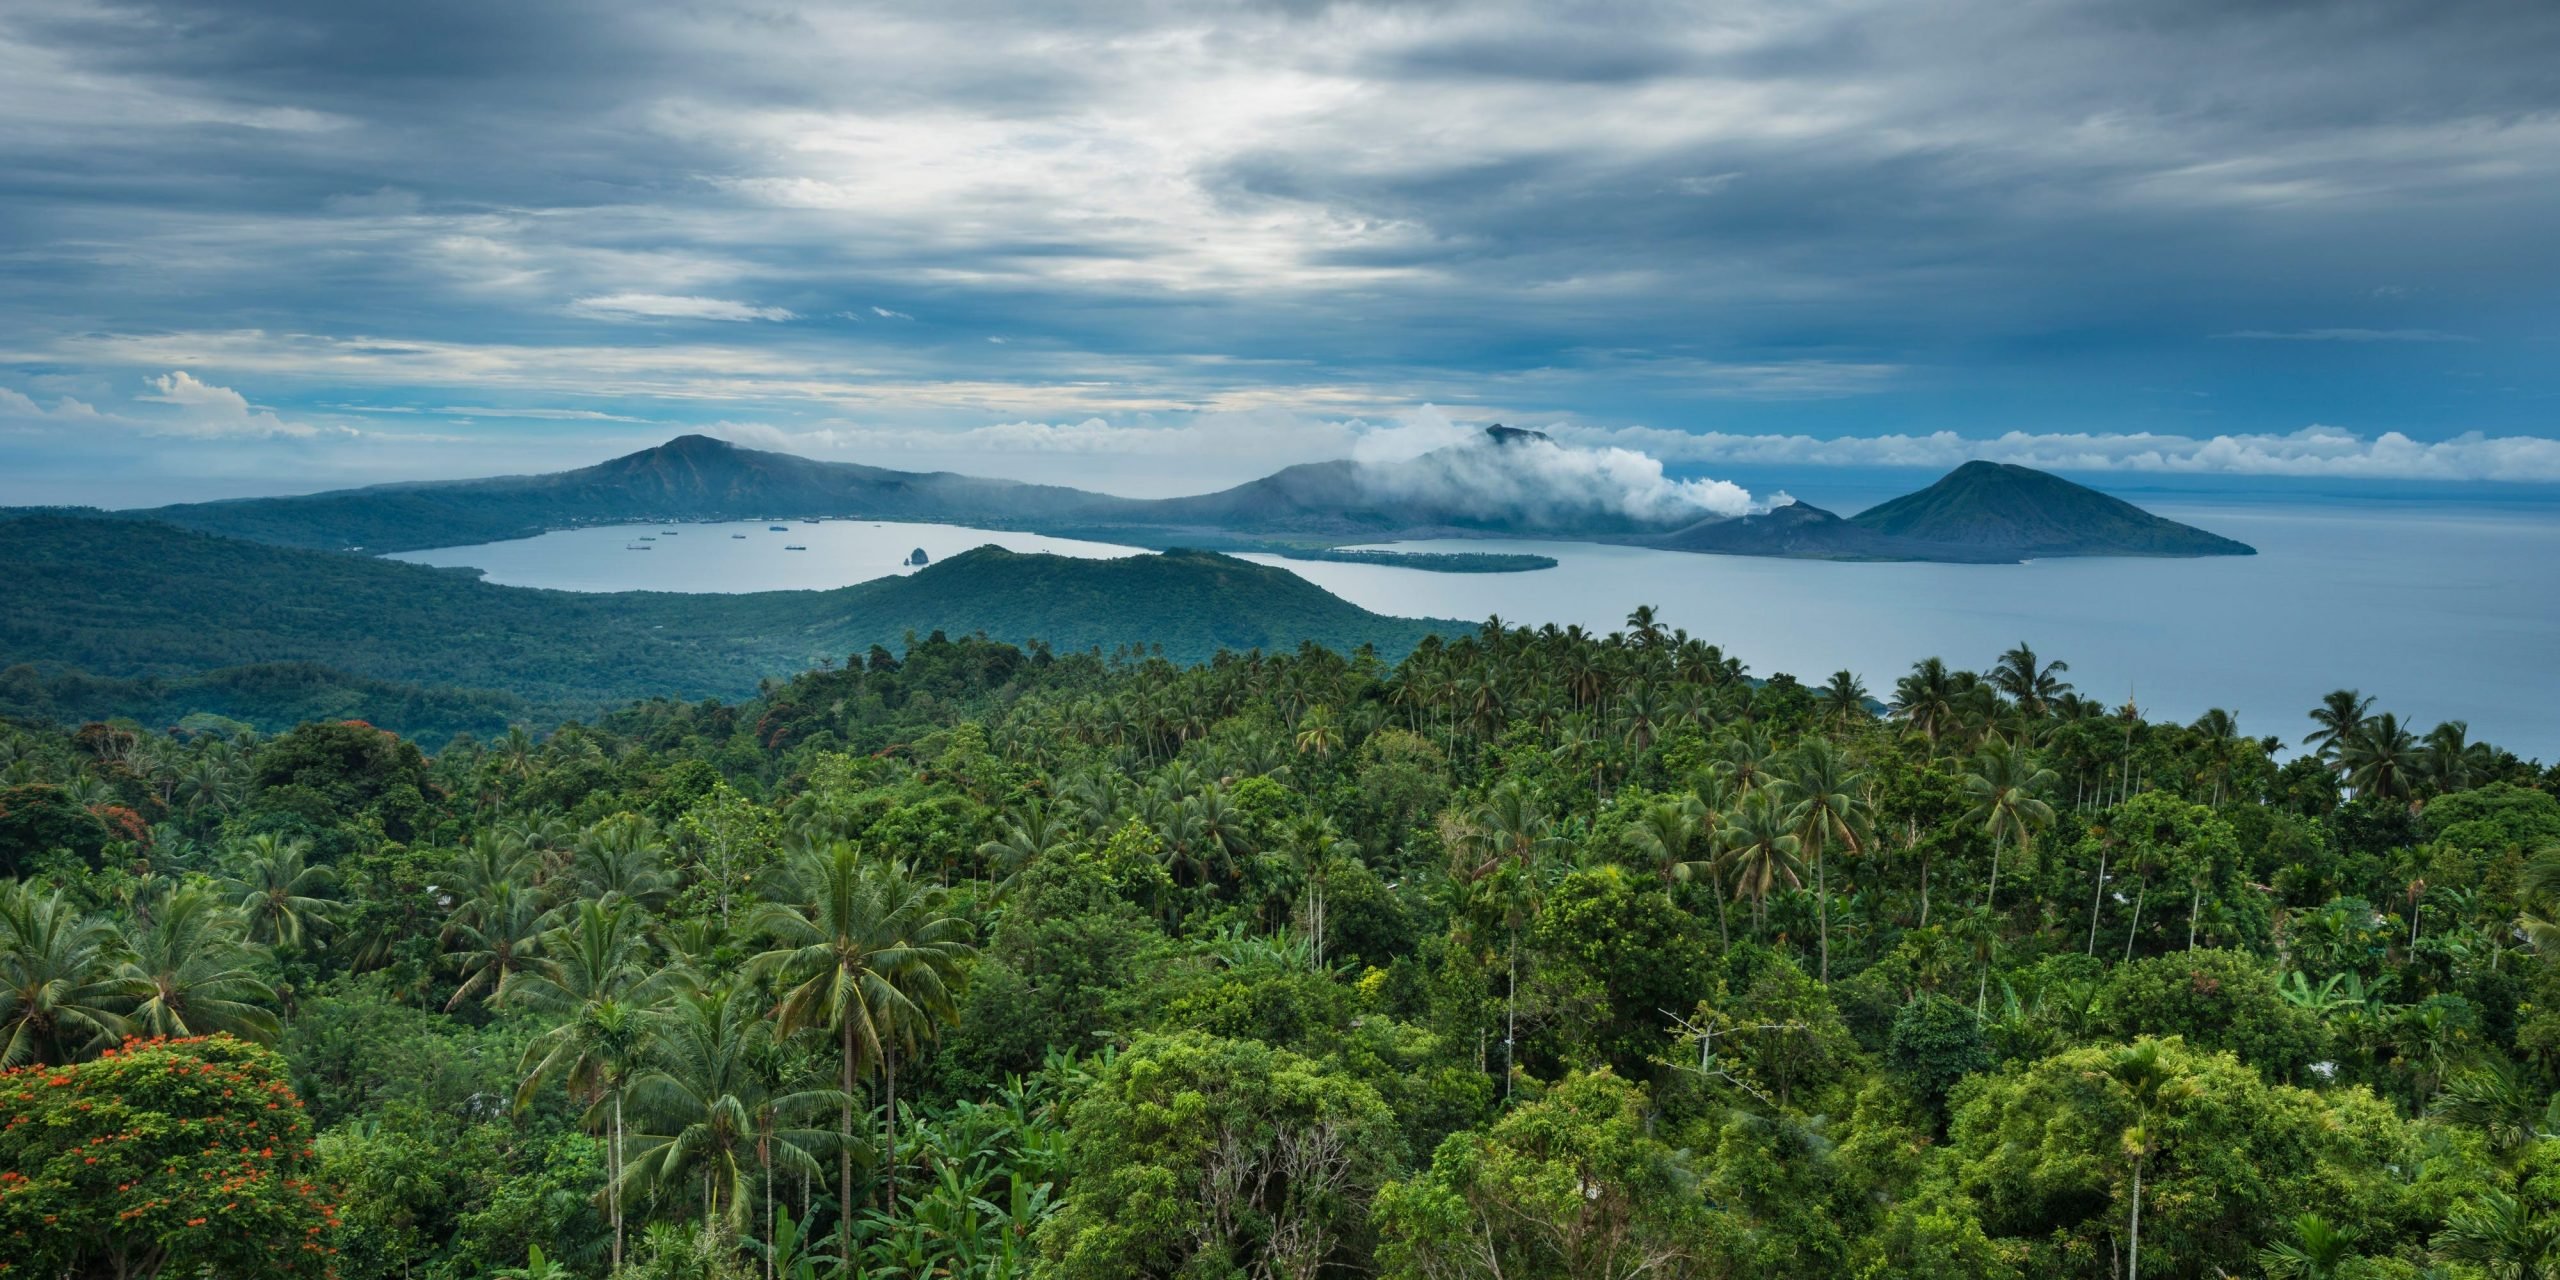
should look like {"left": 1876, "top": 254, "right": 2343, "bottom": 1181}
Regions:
{"left": 1844, "top": 460, "right": 2254, "bottom": 558}
{"left": 0, "top": 515, "right": 1450, "bottom": 737}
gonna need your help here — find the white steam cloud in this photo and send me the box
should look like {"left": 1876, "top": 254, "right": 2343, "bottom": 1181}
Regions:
{"left": 1347, "top": 407, "right": 1760, "bottom": 524}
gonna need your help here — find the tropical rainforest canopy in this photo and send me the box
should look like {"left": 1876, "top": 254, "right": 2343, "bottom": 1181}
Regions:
{"left": 3, "top": 618, "right": 2557, "bottom": 1279}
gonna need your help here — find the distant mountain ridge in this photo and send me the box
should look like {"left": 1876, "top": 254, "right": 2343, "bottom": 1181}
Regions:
{"left": 1654, "top": 501, "right": 1957, "bottom": 561}
{"left": 140, "top": 433, "right": 1148, "bottom": 552}
{"left": 127, "top": 429, "right": 2253, "bottom": 561}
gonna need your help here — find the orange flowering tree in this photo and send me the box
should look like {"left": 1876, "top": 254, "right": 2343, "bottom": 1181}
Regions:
{"left": 0, "top": 1033, "right": 338, "bottom": 1279}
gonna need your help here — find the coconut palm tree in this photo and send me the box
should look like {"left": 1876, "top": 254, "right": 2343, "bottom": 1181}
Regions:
{"left": 975, "top": 799, "right": 1077, "bottom": 892}
{"left": 1965, "top": 743, "right": 2057, "bottom": 918}
{"left": 1816, "top": 670, "right": 1871, "bottom": 730}
{"left": 1621, "top": 796, "right": 1708, "bottom": 890}
{"left": 515, "top": 897, "right": 666, "bottom": 1273}
{"left": 1891, "top": 658, "right": 1962, "bottom": 747}
{"left": 1785, "top": 739, "right": 1871, "bottom": 982}
{"left": 115, "top": 884, "right": 281, "bottom": 1043}
{"left": 573, "top": 813, "right": 674, "bottom": 909}
{"left": 1292, "top": 704, "right": 1342, "bottom": 758}
{"left": 2189, "top": 708, "right": 2245, "bottom": 807}
{"left": 2419, "top": 720, "right": 2495, "bottom": 799}
{"left": 1624, "top": 604, "right": 1668, "bottom": 651}
{"left": 443, "top": 882, "right": 549, "bottom": 1011}
{"left": 177, "top": 754, "right": 246, "bottom": 819}
{"left": 1965, "top": 742, "right": 2056, "bottom": 1007}
{"left": 2303, "top": 689, "right": 2374, "bottom": 766}
{"left": 1719, "top": 789, "right": 1804, "bottom": 939}
{"left": 220, "top": 833, "right": 337, "bottom": 950}
{"left": 447, "top": 831, "right": 543, "bottom": 915}
{"left": 0, "top": 882, "right": 130, "bottom": 1065}
{"left": 752, "top": 844, "right": 972, "bottom": 1254}
{"left": 2341, "top": 712, "right": 2423, "bottom": 806}
{"left": 497, "top": 725, "right": 538, "bottom": 781}
{"left": 619, "top": 980, "right": 841, "bottom": 1233}
{"left": 1990, "top": 642, "right": 2073, "bottom": 719}
{"left": 1448, "top": 782, "right": 1569, "bottom": 1098}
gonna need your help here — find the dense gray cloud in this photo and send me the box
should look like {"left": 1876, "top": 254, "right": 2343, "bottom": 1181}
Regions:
{"left": 1, "top": 0, "right": 2556, "bottom": 500}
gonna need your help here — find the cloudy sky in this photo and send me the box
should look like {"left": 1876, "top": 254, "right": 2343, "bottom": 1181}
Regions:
{"left": 3, "top": 0, "right": 2558, "bottom": 504}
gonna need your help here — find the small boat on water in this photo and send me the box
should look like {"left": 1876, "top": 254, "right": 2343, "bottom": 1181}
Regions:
{"left": 660, "top": 529, "right": 679, "bottom": 535}
{"left": 625, "top": 543, "right": 652, "bottom": 551}
{"left": 730, "top": 533, "right": 748, "bottom": 539}
{"left": 638, "top": 536, "right": 656, "bottom": 541}
{"left": 783, "top": 544, "right": 808, "bottom": 551}
{"left": 768, "top": 525, "right": 789, "bottom": 532}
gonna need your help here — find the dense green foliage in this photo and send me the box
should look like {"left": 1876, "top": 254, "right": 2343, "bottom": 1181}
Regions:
{"left": 0, "top": 515, "right": 1447, "bottom": 737}
{"left": 3, "top": 620, "right": 2558, "bottom": 1278}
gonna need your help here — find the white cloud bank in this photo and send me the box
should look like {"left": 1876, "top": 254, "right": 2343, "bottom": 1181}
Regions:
{"left": 1, "top": 371, "right": 350, "bottom": 440}
{"left": 569, "top": 293, "right": 797, "bottom": 323}
{"left": 2216, "top": 328, "right": 2476, "bottom": 343}
{"left": 1556, "top": 424, "right": 2560, "bottom": 483}
{"left": 715, "top": 411, "right": 2560, "bottom": 489}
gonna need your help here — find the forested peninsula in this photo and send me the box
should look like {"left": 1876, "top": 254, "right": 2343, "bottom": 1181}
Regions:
{"left": 4, "top": 622, "right": 2556, "bottom": 1279}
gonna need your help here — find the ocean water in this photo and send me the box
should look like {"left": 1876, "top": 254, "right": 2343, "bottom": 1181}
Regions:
{"left": 392, "top": 505, "right": 2560, "bottom": 758}
{"left": 388, "top": 519, "right": 1141, "bottom": 593}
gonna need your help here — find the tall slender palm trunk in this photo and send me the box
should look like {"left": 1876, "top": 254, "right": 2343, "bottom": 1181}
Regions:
{"left": 1977, "top": 837, "right": 2006, "bottom": 1013}
{"left": 2087, "top": 848, "right": 2109, "bottom": 955}
{"left": 2127, "top": 1158, "right": 2144, "bottom": 1280}
{"left": 2124, "top": 878, "right": 2148, "bottom": 962}
{"left": 1503, "top": 931, "right": 1518, "bottom": 1101}
{"left": 882, "top": 1046, "right": 899, "bottom": 1212}
{"left": 839, "top": 1021, "right": 855, "bottom": 1261}
{"left": 1814, "top": 844, "right": 1830, "bottom": 983}
{"left": 613, "top": 1094, "right": 626, "bottom": 1273}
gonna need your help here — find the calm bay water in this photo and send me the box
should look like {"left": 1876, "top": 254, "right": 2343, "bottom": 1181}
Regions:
{"left": 394, "top": 505, "right": 2560, "bottom": 758}
{"left": 389, "top": 519, "right": 1141, "bottom": 593}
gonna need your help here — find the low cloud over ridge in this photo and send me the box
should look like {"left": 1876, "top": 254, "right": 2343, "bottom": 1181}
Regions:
{"left": 712, "top": 411, "right": 2560, "bottom": 489}
{"left": 1559, "top": 424, "right": 2560, "bottom": 483}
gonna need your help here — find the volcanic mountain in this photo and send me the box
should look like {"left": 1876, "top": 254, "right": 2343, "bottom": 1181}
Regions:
{"left": 1843, "top": 461, "right": 2255, "bottom": 558}
{"left": 125, "top": 429, "right": 2252, "bottom": 561}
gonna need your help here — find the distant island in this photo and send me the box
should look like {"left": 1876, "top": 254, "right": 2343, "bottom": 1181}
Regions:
{"left": 126, "top": 429, "right": 2253, "bottom": 563}
{"left": 1653, "top": 462, "right": 2255, "bottom": 562}
{"left": 1273, "top": 548, "right": 1558, "bottom": 573}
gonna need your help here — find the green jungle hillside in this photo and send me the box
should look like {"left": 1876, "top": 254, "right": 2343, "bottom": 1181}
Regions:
{"left": 3, "top": 616, "right": 2556, "bottom": 1280}
{"left": 0, "top": 513, "right": 1449, "bottom": 737}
